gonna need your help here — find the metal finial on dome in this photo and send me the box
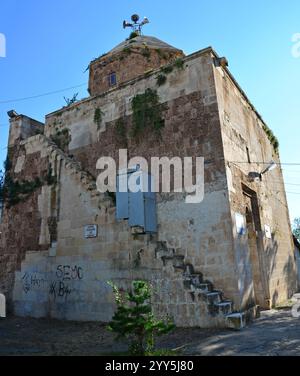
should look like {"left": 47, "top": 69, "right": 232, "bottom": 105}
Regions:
{"left": 123, "top": 14, "right": 150, "bottom": 36}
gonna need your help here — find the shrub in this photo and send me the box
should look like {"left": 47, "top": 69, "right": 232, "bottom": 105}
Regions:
{"left": 108, "top": 280, "right": 175, "bottom": 356}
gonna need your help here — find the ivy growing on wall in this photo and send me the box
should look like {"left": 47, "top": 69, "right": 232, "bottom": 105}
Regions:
{"left": 161, "top": 65, "right": 174, "bottom": 75}
{"left": 119, "top": 47, "right": 132, "bottom": 61}
{"left": 156, "top": 58, "right": 185, "bottom": 87}
{"left": 1, "top": 148, "right": 57, "bottom": 207}
{"left": 173, "top": 58, "right": 185, "bottom": 70}
{"left": 155, "top": 48, "right": 168, "bottom": 60}
{"left": 94, "top": 108, "right": 105, "bottom": 130}
{"left": 114, "top": 118, "right": 128, "bottom": 147}
{"left": 3, "top": 168, "right": 57, "bottom": 207}
{"left": 156, "top": 74, "right": 167, "bottom": 87}
{"left": 45, "top": 166, "right": 57, "bottom": 186}
{"left": 129, "top": 32, "right": 139, "bottom": 40}
{"left": 51, "top": 128, "right": 71, "bottom": 152}
{"left": 262, "top": 124, "right": 279, "bottom": 153}
{"left": 4, "top": 177, "right": 43, "bottom": 206}
{"left": 141, "top": 46, "right": 151, "bottom": 61}
{"left": 0, "top": 169, "right": 4, "bottom": 203}
{"left": 131, "top": 89, "right": 166, "bottom": 138}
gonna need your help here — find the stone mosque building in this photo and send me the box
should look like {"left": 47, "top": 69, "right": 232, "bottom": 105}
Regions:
{"left": 0, "top": 16, "right": 297, "bottom": 329}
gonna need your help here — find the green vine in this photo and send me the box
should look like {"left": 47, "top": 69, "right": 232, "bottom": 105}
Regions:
{"left": 173, "top": 58, "right": 185, "bottom": 70}
{"left": 51, "top": 128, "right": 71, "bottom": 151}
{"left": 155, "top": 58, "right": 185, "bottom": 87}
{"left": 155, "top": 49, "right": 168, "bottom": 60}
{"left": 1, "top": 147, "right": 57, "bottom": 207}
{"left": 156, "top": 74, "right": 167, "bottom": 87}
{"left": 131, "top": 89, "right": 166, "bottom": 138}
{"left": 161, "top": 65, "right": 174, "bottom": 75}
{"left": 3, "top": 167, "right": 57, "bottom": 207}
{"left": 94, "top": 108, "right": 104, "bottom": 130}
{"left": 115, "top": 118, "right": 127, "bottom": 139}
{"left": 3, "top": 176, "right": 43, "bottom": 207}
{"left": 141, "top": 46, "right": 151, "bottom": 60}
{"left": 129, "top": 32, "right": 139, "bottom": 40}
{"left": 0, "top": 170, "right": 4, "bottom": 203}
{"left": 46, "top": 166, "right": 57, "bottom": 186}
{"left": 262, "top": 124, "right": 279, "bottom": 153}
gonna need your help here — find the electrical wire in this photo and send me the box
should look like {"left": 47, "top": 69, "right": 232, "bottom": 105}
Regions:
{"left": 229, "top": 161, "right": 300, "bottom": 166}
{"left": 0, "top": 83, "right": 87, "bottom": 104}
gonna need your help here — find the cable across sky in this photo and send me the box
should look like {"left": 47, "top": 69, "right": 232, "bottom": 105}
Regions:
{"left": 0, "top": 83, "right": 87, "bottom": 105}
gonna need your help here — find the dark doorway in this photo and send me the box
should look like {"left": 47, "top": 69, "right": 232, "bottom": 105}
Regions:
{"left": 242, "top": 184, "right": 268, "bottom": 309}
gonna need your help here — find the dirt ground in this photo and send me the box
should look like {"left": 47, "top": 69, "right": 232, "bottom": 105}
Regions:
{"left": 0, "top": 309, "right": 299, "bottom": 356}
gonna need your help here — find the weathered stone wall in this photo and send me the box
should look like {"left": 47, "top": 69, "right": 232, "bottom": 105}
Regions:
{"left": 89, "top": 43, "right": 183, "bottom": 96}
{"left": 45, "top": 49, "right": 238, "bottom": 299}
{"left": 8, "top": 115, "right": 44, "bottom": 147}
{"left": 0, "top": 122, "right": 49, "bottom": 307}
{"left": 10, "top": 49, "right": 240, "bottom": 326}
{"left": 6, "top": 45, "right": 294, "bottom": 326}
{"left": 12, "top": 170, "right": 233, "bottom": 326}
{"left": 213, "top": 63, "right": 297, "bottom": 309}
{"left": 296, "top": 247, "right": 300, "bottom": 290}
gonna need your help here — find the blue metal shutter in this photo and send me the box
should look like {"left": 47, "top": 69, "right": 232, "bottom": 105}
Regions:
{"left": 117, "top": 171, "right": 157, "bottom": 233}
{"left": 116, "top": 173, "right": 129, "bottom": 220}
{"left": 144, "top": 190, "right": 157, "bottom": 233}
{"left": 128, "top": 172, "right": 145, "bottom": 228}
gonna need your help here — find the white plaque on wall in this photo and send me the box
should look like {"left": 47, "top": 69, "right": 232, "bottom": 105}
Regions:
{"left": 264, "top": 225, "right": 272, "bottom": 239}
{"left": 84, "top": 225, "right": 98, "bottom": 239}
{"left": 235, "top": 213, "right": 246, "bottom": 236}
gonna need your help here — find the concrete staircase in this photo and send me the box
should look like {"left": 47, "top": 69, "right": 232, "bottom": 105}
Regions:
{"left": 32, "top": 134, "right": 114, "bottom": 207}
{"left": 155, "top": 241, "right": 247, "bottom": 330}
{"left": 20, "top": 134, "right": 251, "bottom": 329}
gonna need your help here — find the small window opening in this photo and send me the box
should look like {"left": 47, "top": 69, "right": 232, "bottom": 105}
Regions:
{"left": 108, "top": 72, "right": 117, "bottom": 87}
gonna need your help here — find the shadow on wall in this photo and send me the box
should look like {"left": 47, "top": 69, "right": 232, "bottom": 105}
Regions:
{"left": 265, "top": 238, "right": 279, "bottom": 307}
{"left": 0, "top": 293, "right": 5, "bottom": 317}
{"left": 264, "top": 236, "right": 296, "bottom": 307}
{"left": 283, "top": 254, "right": 297, "bottom": 299}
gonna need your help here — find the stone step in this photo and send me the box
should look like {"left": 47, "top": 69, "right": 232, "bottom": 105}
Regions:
{"left": 48, "top": 242, "right": 57, "bottom": 258}
{"left": 205, "top": 291, "right": 222, "bottom": 305}
{"left": 189, "top": 274, "right": 203, "bottom": 286}
{"left": 293, "top": 293, "right": 300, "bottom": 300}
{"left": 226, "top": 312, "right": 246, "bottom": 330}
{"left": 194, "top": 281, "right": 213, "bottom": 292}
{"left": 42, "top": 135, "right": 116, "bottom": 209}
{"left": 214, "top": 301, "right": 233, "bottom": 315}
{"left": 156, "top": 244, "right": 175, "bottom": 259}
{"left": 172, "top": 255, "right": 185, "bottom": 269}
{"left": 183, "top": 264, "right": 195, "bottom": 276}
{"left": 190, "top": 283, "right": 212, "bottom": 294}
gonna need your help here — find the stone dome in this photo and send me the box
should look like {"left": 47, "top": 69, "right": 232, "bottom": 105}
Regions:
{"left": 88, "top": 35, "right": 184, "bottom": 97}
{"left": 108, "top": 35, "right": 183, "bottom": 55}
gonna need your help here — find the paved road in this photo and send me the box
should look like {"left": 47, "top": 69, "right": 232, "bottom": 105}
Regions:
{"left": 184, "top": 309, "right": 300, "bottom": 356}
{"left": 0, "top": 309, "right": 299, "bottom": 356}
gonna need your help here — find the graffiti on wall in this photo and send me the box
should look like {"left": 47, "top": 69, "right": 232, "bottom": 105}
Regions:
{"left": 49, "top": 281, "right": 72, "bottom": 301}
{"left": 21, "top": 265, "right": 84, "bottom": 302}
{"left": 56, "top": 265, "right": 83, "bottom": 281}
{"left": 50, "top": 265, "right": 84, "bottom": 301}
{"left": 21, "top": 272, "right": 47, "bottom": 294}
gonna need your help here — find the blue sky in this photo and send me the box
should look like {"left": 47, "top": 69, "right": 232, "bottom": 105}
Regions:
{"left": 0, "top": 0, "right": 299, "bottom": 223}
